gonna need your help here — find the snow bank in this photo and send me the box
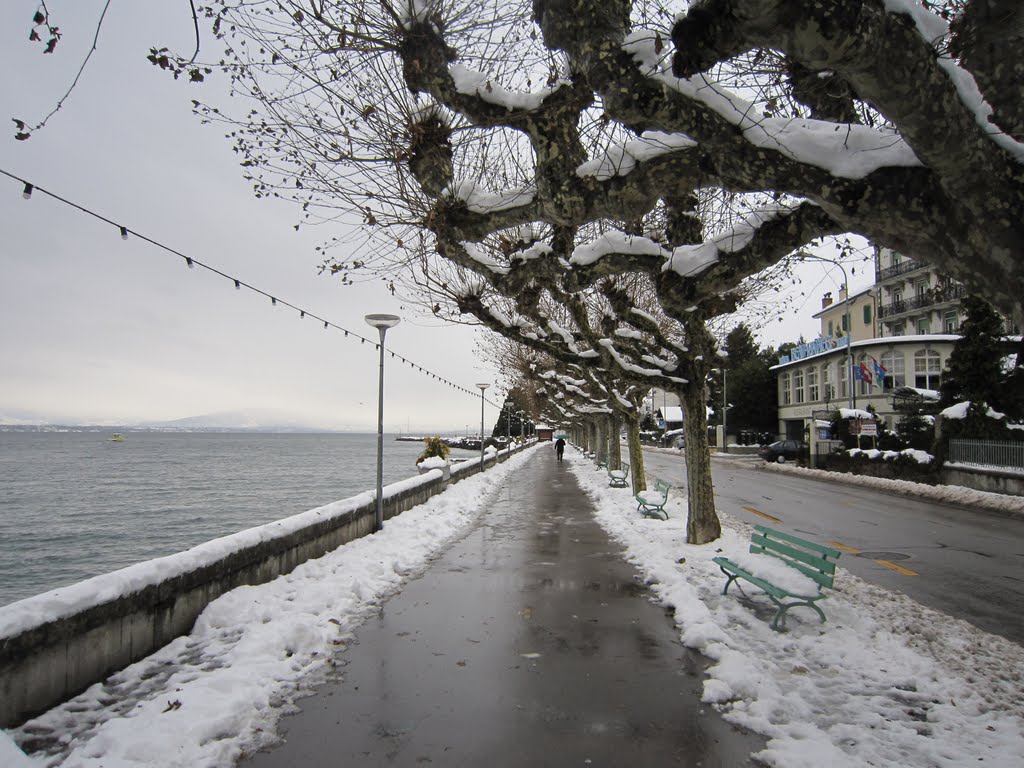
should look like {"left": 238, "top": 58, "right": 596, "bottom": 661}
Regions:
{"left": 5, "top": 446, "right": 542, "bottom": 767}
{"left": 565, "top": 450, "right": 1024, "bottom": 767}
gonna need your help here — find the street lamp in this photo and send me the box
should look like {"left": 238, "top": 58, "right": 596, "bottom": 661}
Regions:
{"left": 504, "top": 399, "right": 513, "bottom": 451}
{"left": 722, "top": 367, "right": 728, "bottom": 453}
{"left": 365, "top": 313, "right": 400, "bottom": 532}
{"left": 711, "top": 368, "right": 729, "bottom": 452}
{"left": 798, "top": 252, "right": 856, "bottom": 409}
{"left": 476, "top": 383, "right": 490, "bottom": 468}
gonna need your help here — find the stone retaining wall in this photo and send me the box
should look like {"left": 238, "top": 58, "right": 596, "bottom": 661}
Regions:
{"left": 0, "top": 444, "right": 528, "bottom": 727}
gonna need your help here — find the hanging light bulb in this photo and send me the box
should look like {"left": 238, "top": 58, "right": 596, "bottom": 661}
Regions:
{"left": 22, "top": 183, "right": 33, "bottom": 199}
{"left": 185, "top": 257, "right": 194, "bottom": 269}
{"left": 234, "top": 279, "right": 241, "bottom": 290}
{"left": 119, "top": 226, "right": 129, "bottom": 240}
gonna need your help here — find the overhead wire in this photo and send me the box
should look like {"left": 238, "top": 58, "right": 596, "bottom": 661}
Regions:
{"left": 2, "top": 168, "right": 508, "bottom": 408}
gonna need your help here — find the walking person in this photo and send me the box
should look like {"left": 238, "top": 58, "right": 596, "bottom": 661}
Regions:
{"left": 555, "top": 437, "right": 565, "bottom": 462}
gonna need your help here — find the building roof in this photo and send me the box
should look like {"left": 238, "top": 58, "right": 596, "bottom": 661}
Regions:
{"left": 658, "top": 406, "right": 684, "bottom": 422}
{"left": 810, "top": 287, "right": 875, "bottom": 319}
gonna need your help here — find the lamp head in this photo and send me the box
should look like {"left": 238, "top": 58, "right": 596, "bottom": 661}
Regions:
{"left": 364, "top": 313, "right": 401, "bottom": 330}
{"left": 476, "top": 383, "right": 490, "bottom": 391}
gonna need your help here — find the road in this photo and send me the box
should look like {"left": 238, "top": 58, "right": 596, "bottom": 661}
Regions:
{"left": 638, "top": 448, "right": 1024, "bottom": 646}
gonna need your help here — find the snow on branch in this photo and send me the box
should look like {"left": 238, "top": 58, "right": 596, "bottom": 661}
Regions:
{"left": 577, "top": 130, "right": 698, "bottom": 181}
{"left": 448, "top": 180, "right": 536, "bottom": 214}
{"left": 449, "top": 63, "right": 569, "bottom": 113}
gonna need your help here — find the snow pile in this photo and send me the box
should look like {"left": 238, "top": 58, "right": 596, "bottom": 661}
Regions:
{"left": 847, "top": 447, "right": 933, "bottom": 464}
{"left": 761, "top": 460, "right": 1024, "bottom": 518}
{"left": 417, "top": 455, "right": 448, "bottom": 470}
{"left": 5, "top": 446, "right": 541, "bottom": 767}
{"left": 725, "top": 551, "right": 820, "bottom": 597}
{"left": 565, "top": 451, "right": 1024, "bottom": 767}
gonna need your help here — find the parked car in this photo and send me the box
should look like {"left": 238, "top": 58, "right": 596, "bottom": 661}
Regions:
{"left": 759, "top": 439, "right": 805, "bottom": 463}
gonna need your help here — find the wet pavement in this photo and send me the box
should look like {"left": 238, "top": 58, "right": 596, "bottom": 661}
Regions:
{"left": 243, "top": 452, "right": 763, "bottom": 767}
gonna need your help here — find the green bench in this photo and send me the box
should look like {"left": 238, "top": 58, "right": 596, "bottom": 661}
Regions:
{"left": 607, "top": 462, "right": 630, "bottom": 488}
{"left": 712, "top": 525, "right": 842, "bottom": 631}
{"left": 635, "top": 478, "right": 672, "bottom": 519}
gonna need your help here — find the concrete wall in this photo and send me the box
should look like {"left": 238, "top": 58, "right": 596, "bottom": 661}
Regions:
{"left": 939, "top": 464, "right": 1024, "bottom": 498}
{"left": 0, "top": 443, "right": 529, "bottom": 727}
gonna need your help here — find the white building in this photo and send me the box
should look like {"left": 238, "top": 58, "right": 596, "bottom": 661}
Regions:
{"left": 771, "top": 249, "right": 965, "bottom": 441}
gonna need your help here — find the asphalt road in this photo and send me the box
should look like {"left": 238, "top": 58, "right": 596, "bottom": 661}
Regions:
{"left": 638, "top": 448, "right": 1024, "bottom": 646}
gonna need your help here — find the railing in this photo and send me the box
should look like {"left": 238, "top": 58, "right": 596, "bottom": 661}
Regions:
{"left": 948, "top": 438, "right": 1024, "bottom": 471}
{"left": 876, "top": 258, "right": 929, "bottom": 282}
{"left": 878, "top": 284, "right": 966, "bottom": 319}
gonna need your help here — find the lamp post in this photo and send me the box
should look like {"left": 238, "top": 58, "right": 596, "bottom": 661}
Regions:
{"left": 722, "top": 367, "right": 728, "bottom": 454}
{"left": 476, "top": 383, "right": 489, "bottom": 468}
{"left": 504, "top": 399, "right": 513, "bottom": 451}
{"left": 365, "top": 313, "right": 400, "bottom": 532}
{"left": 711, "top": 368, "right": 729, "bottom": 452}
{"left": 798, "top": 252, "right": 856, "bottom": 409}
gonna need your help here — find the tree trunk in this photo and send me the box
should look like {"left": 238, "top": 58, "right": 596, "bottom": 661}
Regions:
{"left": 608, "top": 413, "right": 622, "bottom": 469}
{"left": 680, "top": 382, "right": 722, "bottom": 545}
{"left": 625, "top": 412, "right": 646, "bottom": 492}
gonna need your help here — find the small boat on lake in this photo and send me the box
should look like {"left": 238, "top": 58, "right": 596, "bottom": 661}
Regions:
{"left": 110, "top": 433, "right": 125, "bottom": 442}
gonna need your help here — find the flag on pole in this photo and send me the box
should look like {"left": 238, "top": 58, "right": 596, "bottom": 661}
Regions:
{"left": 870, "top": 355, "right": 887, "bottom": 387}
{"left": 858, "top": 362, "right": 872, "bottom": 384}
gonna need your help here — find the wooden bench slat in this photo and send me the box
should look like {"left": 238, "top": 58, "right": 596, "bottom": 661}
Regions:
{"left": 755, "top": 548, "right": 835, "bottom": 588}
{"left": 754, "top": 525, "right": 842, "bottom": 558}
{"left": 749, "top": 536, "right": 835, "bottom": 577}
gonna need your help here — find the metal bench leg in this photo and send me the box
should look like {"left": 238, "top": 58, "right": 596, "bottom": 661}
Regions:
{"left": 770, "top": 599, "right": 827, "bottom": 631}
{"left": 720, "top": 571, "right": 740, "bottom": 596}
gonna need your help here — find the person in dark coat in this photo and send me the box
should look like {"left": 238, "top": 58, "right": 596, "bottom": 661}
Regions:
{"left": 555, "top": 437, "right": 565, "bottom": 462}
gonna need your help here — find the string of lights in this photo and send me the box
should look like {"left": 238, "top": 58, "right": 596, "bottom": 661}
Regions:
{"left": 2, "top": 168, "right": 507, "bottom": 409}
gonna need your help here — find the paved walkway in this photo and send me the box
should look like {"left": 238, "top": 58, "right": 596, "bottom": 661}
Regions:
{"left": 243, "top": 451, "right": 763, "bottom": 767}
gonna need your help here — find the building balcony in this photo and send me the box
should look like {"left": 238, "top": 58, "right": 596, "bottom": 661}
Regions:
{"left": 875, "top": 259, "right": 929, "bottom": 283}
{"left": 878, "top": 283, "right": 965, "bottom": 319}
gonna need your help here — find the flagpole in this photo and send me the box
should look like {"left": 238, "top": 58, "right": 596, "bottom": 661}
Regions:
{"left": 798, "top": 251, "right": 855, "bottom": 410}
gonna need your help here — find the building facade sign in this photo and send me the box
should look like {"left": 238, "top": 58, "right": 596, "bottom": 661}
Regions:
{"left": 778, "top": 334, "right": 850, "bottom": 365}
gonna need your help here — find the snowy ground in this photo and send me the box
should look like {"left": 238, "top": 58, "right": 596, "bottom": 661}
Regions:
{"left": 3, "top": 442, "right": 1023, "bottom": 767}
{"left": 575, "top": 448, "right": 1024, "bottom": 767}
{"left": 2, "top": 447, "right": 540, "bottom": 768}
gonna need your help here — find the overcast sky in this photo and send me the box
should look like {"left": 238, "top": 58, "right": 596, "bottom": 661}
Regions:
{"left": 0, "top": 2, "right": 871, "bottom": 432}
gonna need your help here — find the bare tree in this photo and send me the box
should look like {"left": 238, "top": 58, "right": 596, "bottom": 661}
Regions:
{"left": 125, "top": 0, "right": 1023, "bottom": 545}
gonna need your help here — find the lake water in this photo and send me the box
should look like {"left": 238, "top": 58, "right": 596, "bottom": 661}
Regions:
{"left": 0, "top": 431, "right": 480, "bottom": 607}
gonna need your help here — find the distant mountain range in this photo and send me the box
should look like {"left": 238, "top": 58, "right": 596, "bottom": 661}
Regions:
{"left": 0, "top": 409, "right": 356, "bottom": 433}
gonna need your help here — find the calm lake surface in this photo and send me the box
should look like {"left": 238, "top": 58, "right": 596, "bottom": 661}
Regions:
{"left": 0, "top": 431, "right": 479, "bottom": 607}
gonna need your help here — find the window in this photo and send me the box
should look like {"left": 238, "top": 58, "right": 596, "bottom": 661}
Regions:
{"left": 915, "top": 279, "right": 929, "bottom": 299}
{"left": 807, "top": 367, "right": 819, "bottom": 402}
{"left": 863, "top": 304, "right": 872, "bottom": 326}
{"left": 892, "top": 288, "right": 904, "bottom": 304}
{"left": 917, "top": 317, "right": 930, "bottom": 334}
{"left": 879, "top": 351, "right": 905, "bottom": 391}
{"left": 794, "top": 368, "right": 805, "bottom": 404}
{"left": 893, "top": 321, "right": 905, "bottom": 337}
{"left": 839, "top": 361, "right": 848, "bottom": 399}
{"left": 821, "top": 364, "right": 833, "bottom": 404}
{"left": 914, "top": 350, "right": 942, "bottom": 390}
{"left": 828, "top": 320, "right": 834, "bottom": 338}
{"left": 781, "top": 372, "right": 791, "bottom": 405}
{"left": 841, "top": 313, "right": 849, "bottom": 332}
{"left": 944, "top": 311, "right": 959, "bottom": 333}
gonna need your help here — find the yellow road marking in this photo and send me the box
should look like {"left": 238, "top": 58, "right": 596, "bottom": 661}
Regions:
{"left": 828, "top": 541, "right": 861, "bottom": 554}
{"left": 740, "top": 506, "right": 781, "bottom": 523}
{"left": 875, "top": 559, "right": 919, "bottom": 576}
